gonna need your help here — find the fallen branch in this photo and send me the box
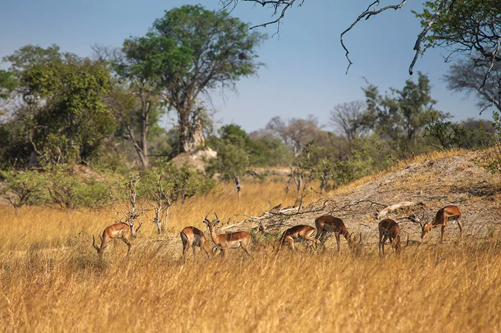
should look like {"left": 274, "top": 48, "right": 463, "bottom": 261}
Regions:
{"left": 377, "top": 201, "right": 424, "bottom": 220}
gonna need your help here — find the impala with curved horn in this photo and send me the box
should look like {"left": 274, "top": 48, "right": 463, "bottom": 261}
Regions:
{"left": 92, "top": 212, "right": 143, "bottom": 258}
{"left": 410, "top": 205, "right": 462, "bottom": 243}
{"left": 203, "top": 213, "right": 252, "bottom": 258}
{"left": 180, "top": 226, "right": 212, "bottom": 261}
{"left": 315, "top": 215, "right": 362, "bottom": 252}
{"left": 378, "top": 219, "right": 401, "bottom": 255}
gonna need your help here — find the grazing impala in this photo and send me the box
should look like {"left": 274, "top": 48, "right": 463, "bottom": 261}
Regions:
{"left": 278, "top": 225, "right": 317, "bottom": 252}
{"left": 203, "top": 213, "right": 252, "bottom": 258}
{"left": 378, "top": 219, "right": 401, "bottom": 255}
{"left": 93, "top": 219, "right": 143, "bottom": 259}
{"left": 180, "top": 226, "right": 212, "bottom": 260}
{"left": 315, "top": 215, "right": 361, "bottom": 252}
{"left": 412, "top": 205, "right": 462, "bottom": 243}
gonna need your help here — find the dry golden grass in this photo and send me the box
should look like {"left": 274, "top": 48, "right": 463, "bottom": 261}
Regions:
{"left": 1, "top": 152, "right": 501, "bottom": 332}
{"left": 1, "top": 240, "right": 501, "bottom": 332}
{"left": 0, "top": 182, "right": 320, "bottom": 252}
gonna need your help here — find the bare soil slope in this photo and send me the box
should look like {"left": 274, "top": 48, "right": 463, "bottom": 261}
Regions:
{"left": 217, "top": 149, "right": 501, "bottom": 250}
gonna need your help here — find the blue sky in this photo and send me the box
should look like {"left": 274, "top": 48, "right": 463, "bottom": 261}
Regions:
{"left": 0, "top": 0, "right": 491, "bottom": 132}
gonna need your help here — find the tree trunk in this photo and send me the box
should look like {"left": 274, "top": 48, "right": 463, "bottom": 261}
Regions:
{"left": 178, "top": 109, "right": 190, "bottom": 153}
{"left": 235, "top": 175, "right": 242, "bottom": 198}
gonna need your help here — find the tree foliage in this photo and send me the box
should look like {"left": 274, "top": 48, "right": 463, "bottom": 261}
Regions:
{"left": 120, "top": 5, "right": 266, "bottom": 153}
{"left": 19, "top": 56, "right": 115, "bottom": 165}
{"left": 417, "top": 0, "right": 501, "bottom": 67}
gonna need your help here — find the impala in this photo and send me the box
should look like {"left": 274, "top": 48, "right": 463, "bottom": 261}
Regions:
{"left": 315, "top": 215, "right": 361, "bottom": 252}
{"left": 412, "top": 205, "right": 462, "bottom": 243}
{"left": 203, "top": 213, "right": 252, "bottom": 258}
{"left": 278, "top": 225, "right": 317, "bottom": 252}
{"left": 92, "top": 220, "right": 143, "bottom": 259}
{"left": 180, "top": 226, "right": 212, "bottom": 260}
{"left": 378, "top": 219, "right": 401, "bottom": 255}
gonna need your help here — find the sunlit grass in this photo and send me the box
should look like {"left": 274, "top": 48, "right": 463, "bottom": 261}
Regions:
{"left": 1, "top": 240, "right": 500, "bottom": 332}
{"left": 0, "top": 182, "right": 321, "bottom": 251}
{"left": 1, "top": 150, "right": 500, "bottom": 332}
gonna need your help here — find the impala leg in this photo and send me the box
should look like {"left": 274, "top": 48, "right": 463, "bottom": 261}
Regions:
{"left": 440, "top": 225, "right": 445, "bottom": 244}
{"left": 457, "top": 216, "right": 463, "bottom": 240}
{"left": 241, "top": 245, "right": 252, "bottom": 258}
{"left": 378, "top": 232, "right": 383, "bottom": 255}
{"left": 285, "top": 237, "right": 294, "bottom": 252}
{"left": 122, "top": 238, "right": 132, "bottom": 256}
{"left": 305, "top": 235, "right": 317, "bottom": 251}
{"left": 381, "top": 235, "right": 388, "bottom": 255}
{"left": 202, "top": 241, "right": 211, "bottom": 259}
{"left": 319, "top": 231, "right": 328, "bottom": 251}
{"left": 335, "top": 233, "right": 341, "bottom": 252}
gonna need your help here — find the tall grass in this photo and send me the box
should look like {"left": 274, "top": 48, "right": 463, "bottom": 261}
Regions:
{"left": 1, "top": 240, "right": 500, "bottom": 332}
{"left": 0, "top": 182, "right": 319, "bottom": 252}
{"left": 1, "top": 150, "right": 500, "bottom": 332}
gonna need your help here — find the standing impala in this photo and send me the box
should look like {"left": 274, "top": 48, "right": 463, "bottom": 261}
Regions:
{"left": 92, "top": 215, "right": 143, "bottom": 259}
{"left": 180, "top": 226, "right": 212, "bottom": 260}
{"left": 411, "top": 205, "right": 462, "bottom": 243}
{"left": 278, "top": 224, "right": 317, "bottom": 253}
{"left": 315, "top": 215, "right": 361, "bottom": 252}
{"left": 203, "top": 213, "right": 252, "bottom": 258}
{"left": 378, "top": 219, "right": 401, "bottom": 255}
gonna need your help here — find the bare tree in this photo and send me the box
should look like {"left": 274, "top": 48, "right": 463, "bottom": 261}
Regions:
{"left": 445, "top": 58, "right": 501, "bottom": 114}
{"left": 220, "top": 0, "right": 457, "bottom": 75}
{"left": 330, "top": 101, "right": 367, "bottom": 149}
{"left": 266, "top": 115, "right": 323, "bottom": 156}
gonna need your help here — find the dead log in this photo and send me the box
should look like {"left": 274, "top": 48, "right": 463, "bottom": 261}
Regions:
{"left": 377, "top": 201, "right": 424, "bottom": 220}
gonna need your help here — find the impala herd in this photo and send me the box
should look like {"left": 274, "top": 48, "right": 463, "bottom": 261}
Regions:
{"left": 92, "top": 205, "right": 463, "bottom": 259}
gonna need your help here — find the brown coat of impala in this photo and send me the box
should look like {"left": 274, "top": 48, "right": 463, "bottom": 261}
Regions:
{"left": 279, "top": 225, "right": 317, "bottom": 252}
{"left": 315, "top": 215, "right": 361, "bottom": 252}
{"left": 180, "top": 226, "right": 212, "bottom": 260}
{"left": 93, "top": 223, "right": 135, "bottom": 258}
{"left": 378, "top": 219, "right": 401, "bottom": 255}
{"left": 203, "top": 214, "right": 252, "bottom": 258}
{"left": 418, "top": 205, "right": 462, "bottom": 243}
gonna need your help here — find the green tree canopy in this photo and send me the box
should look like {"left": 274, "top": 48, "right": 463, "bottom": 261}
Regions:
{"left": 119, "top": 5, "right": 266, "bottom": 154}
{"left": 12, "top": 52, "right": 115, "bottom": 166}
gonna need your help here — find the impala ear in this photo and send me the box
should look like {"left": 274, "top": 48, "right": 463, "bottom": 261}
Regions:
{"left": 213, "top": 219, "right": 220, "bottom": 226}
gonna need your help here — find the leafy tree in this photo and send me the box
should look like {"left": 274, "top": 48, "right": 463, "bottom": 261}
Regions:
{"left": 0, "top": 170, "right": 50, "bottom": 212}
{"left": 206, "top": 133, "right": 250, "bottom": 196}
{"left": 139, "top": 164, "right": 215, "bottom": 233}
{"left": 3, "top": 44, "right": 63, "bottom": 75}
{"left": 0, "top": 70, "right": 18, "bottom": 100}
{"left": 424, "top": 118, "right": 469, "bottom": 150}
{"left": 416, "top": 0, "right": 501, "bottom": 74}
{"left": 120, "top": 5, "right": 266, "bottom": 154}
{"left": 362, "top": 73, "right": 448, "bottom": 154}
{"left": 14, "top": 54, "right": 115, "bottom": 166}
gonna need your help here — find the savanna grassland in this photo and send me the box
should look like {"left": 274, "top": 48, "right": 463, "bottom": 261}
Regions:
{"left": 1, "top": 151, "right": 501, "bottom": 333}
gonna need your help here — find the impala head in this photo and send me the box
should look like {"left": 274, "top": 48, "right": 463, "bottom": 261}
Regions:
{"left": 392, "top": 234, "right": 402, "bottom": 251}
{"left": 409, "top": 212, "right": 429, "bottom": 239}
{"left": 92, "top": 235, "right": 104, "bottom": 258}
{"left": 203, "top": 213, "right": 220, "bottom": 230}
{"left": 347, "top": 232, "right": 362, "bottom": 249}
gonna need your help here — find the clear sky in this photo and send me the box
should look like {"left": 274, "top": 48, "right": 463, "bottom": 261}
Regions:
{"left": 0, "top": 0, "right": 491, "bottom": 132}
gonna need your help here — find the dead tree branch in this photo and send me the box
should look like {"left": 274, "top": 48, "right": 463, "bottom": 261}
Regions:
{"left": 377, "top": 201, "right": 424, "bottom": 220}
